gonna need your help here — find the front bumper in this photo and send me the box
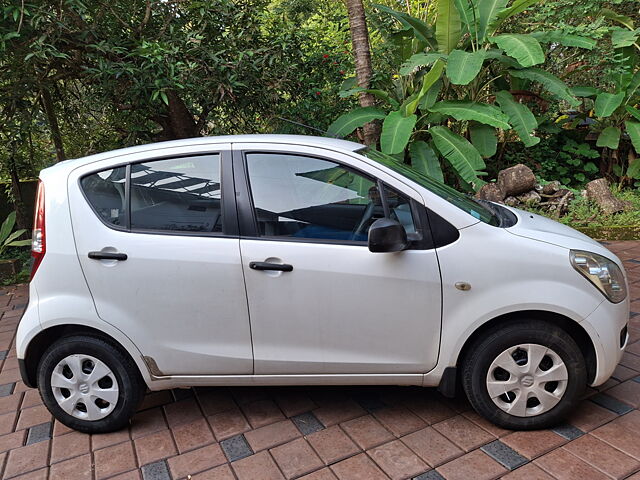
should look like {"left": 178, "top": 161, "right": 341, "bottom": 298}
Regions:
{"left": 580, "top": 296, "right": 630, "bottom": 386}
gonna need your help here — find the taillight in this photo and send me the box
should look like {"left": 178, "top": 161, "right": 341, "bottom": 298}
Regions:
{"left": 31, "top": 180, "right": 45, "bottom": 279}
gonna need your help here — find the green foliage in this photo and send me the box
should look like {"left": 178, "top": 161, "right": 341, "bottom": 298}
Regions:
{"left": 331, "top": 0, "right": 590, "bottom": 190}
{"left": 0, "top": 212, "right": 30, "bottom": 257}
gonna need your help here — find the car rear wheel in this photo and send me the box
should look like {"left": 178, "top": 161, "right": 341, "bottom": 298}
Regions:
{"left": 38, "top": 335, "right": 144, "bottom": 433}
{"left": 462, "top": 319, "right": 587, "bottom": 430}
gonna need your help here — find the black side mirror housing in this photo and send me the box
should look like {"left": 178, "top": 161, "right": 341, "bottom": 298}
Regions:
{"left": 368, "top": 218, "right": 409, "bottom": 252}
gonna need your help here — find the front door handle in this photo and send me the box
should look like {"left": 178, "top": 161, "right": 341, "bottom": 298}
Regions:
{"left": 249, "top": 261, "right": 293, "bottom": 272}
{"left": 88, "top": 251, "right": 128, "bottom": 261}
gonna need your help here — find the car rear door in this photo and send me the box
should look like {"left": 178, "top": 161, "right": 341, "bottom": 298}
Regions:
{"left": 68, "top": 145, "right": 253, "bottom": 376}
{"left": 234, "top": 142, "right": 442, "bottom": 375}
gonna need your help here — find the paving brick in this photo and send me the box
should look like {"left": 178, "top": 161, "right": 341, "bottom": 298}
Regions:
{"left": 25, "top": 421, "right": 51, "bottom": 445}
{"left": 130, "top": 407, "right": 168, "bottom": 439}
{"left": 313, "top": 400, "right": 366, "bottom": 427}
{"left": 432, "top": 415, "right": 494, "bottom": 452}
{"left": 402, "top": 426, "right": 463, "bottom": 467}
{"left": 566, "top": 401, "right": 617, "bottom": 432}
{"left": 373, "top": 406, "right": 427, "bottom": 437}
{"left": 232, "top": 450, "right": 285, "bottom": 480}
{"left": 299, "top": 468, "right": 338, "bottom": 480}
{"left": 166, "top": 443, "right": 226, "bottom": 478}
{"left": 403, "top": 398, "right": 456, "bottom": 426}
{"left": 244, "top": 419, "right": 300, "bottom": 452}
{"left": 502, "top": 430, "right": 566, "bottom": 459}
{"left": 352, "top": 393, "right": 386, "bottom": 412}
{"left": 535, "top": 449, "right": 610, "bottom": 480}
{"left": 563, "top": 433, "right": 640, "bottom": 478}
{"left": 197, "top": 389, "right": 236, "bottom": 416}
{"left": 164, "top": 397, "right": 204, "bottom": 427}
{"left": 94, "top": 440, "right": 137, "bottom": 479}
{"left": 306, "top": 425, "right": 359, "bottom": 464}
{"left": 49, "top": 453, "right": 92, "bottom": 480}
{"left": 591, "top": 421, "right": 640, "bottom": 460}
{"left": 242, "top": 399, "right": 286, "bottom": 429}
{"left": 16, "top": 404, "right": 51, "bottom": 430}
{"left": 191, "top": 464, "right": 236, "bottom": 480}
{"left": 589, "top": 393, "right": 634, "bottom": 414}
{"left": 91, "top": 428, "right": 130, "bottom": 450}
{"left": 500, "top": 462, "right": 555, "bottom": 480}
{"left": 220, "top": 434, "right": 253, "bottom": 462}
{"left": 341, "top": 415, "right": 394, "bottom": 450}
{"left": 274, "top": 391, "right": 317, "bottom": 418}
{"left": 12, "top": 467, "right": 49, "bottom": 480}
{"left": 436, "top": 449, "right": 507, "bottom": 480}
{"left": 606, "top": 379, "right": 640, "bottom": 408}
{"left": 413, "top": 471, "right": 445, "bottom": 480}
{"left": 551, "top": 423, "right": 584, "bottom": 440}
{"left": 4, "top": 440, "right": 50, "bottom": 478}
{"left": 51, "top": 430, "right": 90, "bottom": 463}
{"left": 330, "top": 453, "right": 388, "bottom": 480}
{"left": 0, "top": 382, "right": 14, "bottom": 397}
{"left": 172, "top": 417, "right": 215, "bottom": 453}
{"left": 481, "top": 440, "right": 528, "bottom": 470}
{"left": 134, "top": 429, "right": 177, "bottom": 466}
{"left": 271, "top": 438, "right": 324, "bottom": 478}
{"left": 208, "top": 407, "right": 251, "bottom": 440}
{"left": 368, "top": 439, "right": 428, "bottom": 480}
{"left": 461, "top": 411, "right": 510, "bottom": 438}
{"left": 0, "top": 430, "right": 25, "bottom": 453}
{"left": 141, "top": 460, "right": 171, "bottom": 480}
{"left": 292, "top": 412, "right": 325, "bottom": 435}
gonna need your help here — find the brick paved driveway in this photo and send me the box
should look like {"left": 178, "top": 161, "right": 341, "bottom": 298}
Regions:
{"left": 0, "top": 241, "right": 638, "bottom": 480}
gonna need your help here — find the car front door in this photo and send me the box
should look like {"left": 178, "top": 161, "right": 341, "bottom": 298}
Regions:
{"left": 234, "top": 143, "right": 442, "bottom": 375}
{"left": 69, "top": 146, "right": 253, "bottom": 376}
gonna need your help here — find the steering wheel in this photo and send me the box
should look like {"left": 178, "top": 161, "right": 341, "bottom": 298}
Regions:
{"left": 352, "top": 201, "right": 379, "bottom": 239}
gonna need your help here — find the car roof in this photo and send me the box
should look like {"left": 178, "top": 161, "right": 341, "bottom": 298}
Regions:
{"left": 52, "top": 134, "right": 365, "bottom": 170}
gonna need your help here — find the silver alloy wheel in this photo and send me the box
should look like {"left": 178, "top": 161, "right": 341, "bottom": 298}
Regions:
{"left": 50, "top": 354, "right": 119, "bottom": 421}
{"left": 486, "top": 343, "right": 569, "bottom": 417}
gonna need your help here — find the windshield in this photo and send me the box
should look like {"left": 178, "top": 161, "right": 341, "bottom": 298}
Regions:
{"left": 362, "top": 148, "right": 499, "bottom": 226}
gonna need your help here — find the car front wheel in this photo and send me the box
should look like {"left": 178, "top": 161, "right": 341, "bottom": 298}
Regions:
{"left": 37, "top": 335, "right": 144, "bottom": 433}
{"left": 462, "top": 319, "right": 587, "bottom": 430}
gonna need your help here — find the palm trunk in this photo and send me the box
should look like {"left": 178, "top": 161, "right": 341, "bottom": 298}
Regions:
{"left": 346, "top": 0, "right": 380, "bottom": 146}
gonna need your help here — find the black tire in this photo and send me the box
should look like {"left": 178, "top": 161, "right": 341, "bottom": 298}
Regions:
{"left": 461, "top": 319, "right": 587, "bottom": 430}
{"left": 37, "top": 335, "right": 145, "bottom": 433}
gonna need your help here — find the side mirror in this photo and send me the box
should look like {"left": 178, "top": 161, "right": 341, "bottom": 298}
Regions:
{"left": 368, "top": 218, "right": 409, "bottom": 253}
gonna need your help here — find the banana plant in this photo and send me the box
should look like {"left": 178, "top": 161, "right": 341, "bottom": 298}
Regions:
{"left": 329, "top": 0, "right": 594, "bottom": 190}
{"left": 569, "top": 9, "right": 640, "bottom": 185}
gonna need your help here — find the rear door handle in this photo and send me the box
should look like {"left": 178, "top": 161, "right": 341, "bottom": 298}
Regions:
{"left": 88, "top": 251, "right": 128, "bottom": 261}
{"left": 249, "top": 261, "right": 293, "bottom": 272}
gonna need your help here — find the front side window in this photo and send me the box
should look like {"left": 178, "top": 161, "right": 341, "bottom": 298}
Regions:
{"left": 81, "top": 167, "right": 127, "bottom": 227}
{"left": 246, "top": 153, "right": 415, "bottom": 242}
{"left": 130, "top": 155, "right": 222, "bottom": 233}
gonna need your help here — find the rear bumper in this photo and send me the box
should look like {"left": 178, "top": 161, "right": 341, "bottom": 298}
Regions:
{"left": 581, "top": 296, "right": 630, "bottom": 386}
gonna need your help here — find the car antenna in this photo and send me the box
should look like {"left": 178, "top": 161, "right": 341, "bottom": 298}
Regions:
{"left": 275, "top": 117, "right": 341, "bottom": 138}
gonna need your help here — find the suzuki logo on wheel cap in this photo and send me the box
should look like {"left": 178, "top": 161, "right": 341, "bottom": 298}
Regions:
{"left": 521, "top": 375, "right": 534, "bottom": 387}
{"left": 79, "top": 383, "right": 89, "bottom": 394}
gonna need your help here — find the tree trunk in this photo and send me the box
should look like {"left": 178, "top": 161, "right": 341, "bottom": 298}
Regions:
{"left": 8, "top": 145, "right": 29, "bottom": 231}
{"left": 345, "top": 0, "right": 380, "bottom": 146}
{"left": 40, "top": 87, "right": 66, "bottom": 163}
{"left": 153, "top": 90, "right": 199, "bottom": 141}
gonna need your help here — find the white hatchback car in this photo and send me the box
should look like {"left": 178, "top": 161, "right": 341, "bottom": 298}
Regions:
{"left": 17, "top": 135, "right": 629, "bottom": 433}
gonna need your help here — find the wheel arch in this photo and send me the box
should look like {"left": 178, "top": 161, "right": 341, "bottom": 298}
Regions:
{"left": 21, "top": 324, "right": 146, "bottom": 388}
{"left": 456, "top": 310, "right": 597, "bottom": 384}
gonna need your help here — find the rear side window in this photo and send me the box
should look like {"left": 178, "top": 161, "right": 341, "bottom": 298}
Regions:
{"left": 130, "top": 155, "right": 222, "bottom": 233}
{"left": 81, "top": 167, "right": 127, "bottom": 227}
{"left": 81, "top": 154, "right": 223, "bottom": 233}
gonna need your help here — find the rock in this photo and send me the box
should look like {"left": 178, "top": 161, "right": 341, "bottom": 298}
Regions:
{"left": 542, "top": 181, "right": 561, "bottom": 195}
{"left": 497, "top": 164, "right": 537, "bottom": 197}
{"left": 585, "top": 178, "right": 631, "bottom": 215}
{"left": 475, "top": 183, "right": 504, "bottom": 203}
{"left": 517, "top": 190, "right": 541, "bottom": 205}
{"left": 504, "top": 196, "right": 519, "bottom": 206}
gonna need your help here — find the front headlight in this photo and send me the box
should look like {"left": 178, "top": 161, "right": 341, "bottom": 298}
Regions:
{"left": 570, "top": 250, "right": 627, "bottom": 303}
